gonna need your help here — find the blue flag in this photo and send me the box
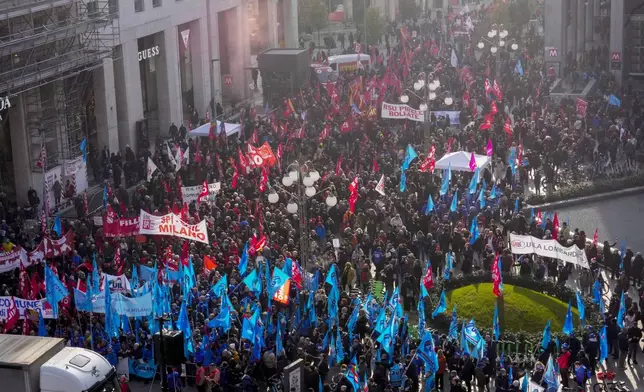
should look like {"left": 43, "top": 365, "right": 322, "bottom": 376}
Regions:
{"left": 443, "top": 252, "right": 453, "bottom": 280}
{"left": 593, "top": 279, "right": 601, "bottom": 304}
{"left": 563, "top": 300, "right": 573, "bottom": 335}
{"left": 270, "top": 267, "right": 290, "bottom": 297}
{"left": 211, "top": 274, "right": 228, "bottom": 298}
{"left": 468, "top": 168, "right": 479, "bottom": 194}
{"left": 401, "top": 144, "right": 418, "bottom": 170}
{"left": 514, "top": 197, "right": 519, "bottom": 214}
{"left": 448, "top": 305, "right": 458, "bottom": 340}
{"left": 490, "top": 184, "right": 497, "bottom": 199}
{"left": 431, "top": 289, "right": 447, "bottom": 318}
{"left": 608, "top": 94, "right": 621, "bottom": 107}
{"left": 335, "top": 329, "right": 345, "bottom": 362}
{"left": 478, "top": 187, "right": 486, "bottom": 209}
{"left": 38, "top": 310, "right": 47, "bottom": 336}
{"left": 325, "top": 264, "right": 338, "bottom": 287}
{"left": 417, "top": 297, "right": 426, "bottom": 332}
{"left": 450, "top": 190, "right": 458, "bottom": 212}
{"left": 388, "top": 287, "right": 403, "bottom": 318}
{"left": 399, "top": 172, "right": 407, "bottom": 193}
{"left": 276, "top": 317, "right": 284, "bottom": 356}
{"left": 544, "top": 356, "right": 559, "bottom": 390}
{"left": 131, "top": 265, "right": 139, "bottom": 296}
{"left": 424, "top": 194, "right": 435, "bottom": 215}
{"left": 514, "top": 60, "right": 524, "bottom": 76}
{"left": 242, "top": 269, "right": 262, "bottom": 296}
{"left": 45, "top": 264, "right": 68, "bottom": 318}
{"left": 103, "top": 185, "right": 108, "bottom": 209}
{"left": 521, "top": 374, "right": 528, "bottom": 392}
{"left": 104, "top": 288, "right": 117, "bottom": 338}
{"left": 493, "top": 302, "right": 500, "bottom": 340}
{"left": 239, "top": 243, "right": 249, "bottom": 276}
{"left": 617, "top": 291, "right": 626, "bottom": 329}
{"left": 440, "top": 164, "right": 452, "bottom": 195}
{"left": 619, "top": 240, "right": 626, "bottom": 271}
{"left": 80, "top": 137, "right": 87, "bottom": 162}
{"left": 599, "top": 325, "right": 609, "bottom": 363}
{"left": 416, "top": 329, "right": 439, "bottom": 372}
{"left": 52, "top": 215, "right": 62, "bottom": 236}
{"left": 178, "top": 300, "right": 195, "bottom": 357}
{"left": 91, "top": 254, "right": 100, "bottom": 296}
{"left": 469, "top": 219, "right": 479, "bottom": 245}
{"left": 241, "top": 308, "right": 259, "bottom": 341}
{"left": 541, "top": 320, "right": 551, "bottom": 350}
{"left": 576, "top": 290, "right": 586, "bottom": 327}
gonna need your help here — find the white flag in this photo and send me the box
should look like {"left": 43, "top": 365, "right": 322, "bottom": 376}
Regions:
{"left": 184, "top": 146, "right": 190, "bottom": 165}
{"left": 466, "top": 16, "right": 474, "bottom": 31}
{"left": 167, "top": 144, "right": 177, "bottom": 168}
{"left": 147, "top": 158, "right": 158, "bottom": 181}
{"left": 174, "top": 146, "right": 182, "bottom": 172}
{"left": 375, "top": 175, "right": 385, "bottom": 196}
{"left": 451, "top": 49, "right": 458, "bottom": 68}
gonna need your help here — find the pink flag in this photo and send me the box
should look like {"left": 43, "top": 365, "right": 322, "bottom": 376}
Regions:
{"left": 486, "top": 139, "right": 493, "bottom": 157}
{"left": 469, "top": 152, "right": 477, "bottom": 171}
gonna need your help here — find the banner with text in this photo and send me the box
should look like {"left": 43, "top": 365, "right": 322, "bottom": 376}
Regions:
{"left": 0, "top": 297, "right": 54, "bottom": 320}
{"left": 103, "top": 215, "right": 140, "bottom": 238}
{"left": 129, "top": 359, "right": 156, "bottom": 379}
{"left": 100, "top": 273, "right": 133, "bottom": 294}
{"left": 75, "top": 290, "right": 152, "bottom": 317}
{"left": 381, "top": 102, "right": 425, "bottom": 122}
{"left": 509, "top": 233, "right": 590, "bottom": 268}
{"left": 138, "top": 210, "right": 209, "bottom": 244}
{"left": 431, "top": 111, "right": 461, "bottom": 125}
{"left": 181, "top": 182, "right": 221, "bottom": 204}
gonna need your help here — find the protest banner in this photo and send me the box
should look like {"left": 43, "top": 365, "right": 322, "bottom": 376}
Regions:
{"left": 381, "top": 102, "right": 424, "bottom": 122}
{"left": 104, "top": 216, "right": 140, "bottom": 237}
{"left": 138, "top": 210, "right": 209, "bottom": 244}
{"left": 181, "top": 182, "right": 221, "bottom": 203}
{"left": 0, "top": 232, "right": 75, "bottom": 274}
{"left": 0, "top": 247, "right": 28, "bottom": 274}
{"left": 0, "top": 297, "right": 53, "bottom": 320}
{"left": 509, "top": 233, "right": 589, "bottom": 268}
{"left": 75, "top": 290, "right": 152, "bottom": 317}
{"left": 431, "top": 110, "right": 461, "bottom": 125}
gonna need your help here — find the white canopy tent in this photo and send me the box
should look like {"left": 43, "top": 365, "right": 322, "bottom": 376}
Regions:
{"left": 435, "top": 151, "right": 490, "bottom": 172}
{"left": 189, "top": 121, "right": 241, "bottom": 138}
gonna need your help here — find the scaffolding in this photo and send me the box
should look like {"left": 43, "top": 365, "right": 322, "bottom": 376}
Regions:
{"left": 0, "top": 0, "right": 119, "bottom": 169}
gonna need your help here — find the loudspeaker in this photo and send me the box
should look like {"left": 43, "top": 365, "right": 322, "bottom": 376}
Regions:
{"left": 153, "top": 330, "right": 185, "bottom": 366}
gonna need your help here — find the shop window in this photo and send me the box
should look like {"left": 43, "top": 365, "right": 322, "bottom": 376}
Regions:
{"left": 135, "top": 0, "right": 144, "bottom": 12}
{"left": 153, "top": 0, "right": 161, "bottom": 7}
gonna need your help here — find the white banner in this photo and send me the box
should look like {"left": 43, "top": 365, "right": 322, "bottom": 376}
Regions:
{"left": 181, "top": 182, "right": 221, "bottom": 204}
{"left": 431, "top": 110, "right": 461, "bottom": 125}
{"left": 181, "top": 29, "right": 190, "bottom": 50}
{"left": 0, "top": 297, "right": 54, "bottom": 320}
{"left": 76, "top": 290, "right": 152, "bottom": 317}
{"left": 138, "top": 210, "right": 209, "bottom": 244}
{"left": 509, "top": 233, "right": 590, "bottom": 268}
{"left": 381, "top": 102, "right": 424, "bottom": 122}
{"left": 63, "top": 156, "right": 84, "bottom": 176}
{"left": 100, "top": 273, "right": 132, "bottom": 294}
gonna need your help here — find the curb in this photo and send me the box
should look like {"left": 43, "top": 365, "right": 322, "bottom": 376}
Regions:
{"left": 526, "top": 185, "right": 644, "bottom": 210}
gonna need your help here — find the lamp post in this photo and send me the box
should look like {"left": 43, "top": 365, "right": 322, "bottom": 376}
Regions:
{"left": 268, "top": 162, "right": 338, "bottom": 270}
{"left": 399, "top": 75, "right": 454, "bottom": 143}
{"left": 156, "top": 314, "right": 170, "bottom": 392}
{"left": 476, "top": 24, "right": 518, "bottom": 78}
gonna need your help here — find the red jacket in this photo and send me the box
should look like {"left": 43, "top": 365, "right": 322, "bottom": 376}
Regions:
{"left": 557, "top": 351, "right": 572, "bottom": 369}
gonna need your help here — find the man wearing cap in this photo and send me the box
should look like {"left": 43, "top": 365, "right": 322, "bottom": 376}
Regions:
{"left": 557, "top": 344, "right": 572, "bottom": 388}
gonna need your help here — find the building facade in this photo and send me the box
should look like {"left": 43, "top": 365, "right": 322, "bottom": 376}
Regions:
{"left": 1, "top": 0, "right": 299, "bottom": 206}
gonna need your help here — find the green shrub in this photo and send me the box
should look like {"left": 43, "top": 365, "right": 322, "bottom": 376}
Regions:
{"left": 526, "top": 173, "right": 644, "bottom": 205}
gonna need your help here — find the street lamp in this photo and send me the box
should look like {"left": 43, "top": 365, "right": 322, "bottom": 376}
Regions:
{"left": 477, "top": 24, "right": 518, "bottom": 78}
{"left": 268, "top": 161, "right": 337, "bottom": 269}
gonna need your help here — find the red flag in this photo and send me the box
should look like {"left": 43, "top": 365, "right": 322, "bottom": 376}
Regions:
{"left": 22, "top": 312, "right": 30, "bottom": 336}
{"left": 250, "top": 130, "right": 259, "bottom": 145}
{"left": 504, "top": 116, "right": 513, "bottom": 135}
{"left": 340, "top": 120, "right": 352, "bottom": 133}
{"left": 181, "top": 240, "right": 190, "bottom": 266}
{"left": 30, "top": 273, "right": 40, "bottom": 299}
{"left": 490, "top": 101, "right": 498, "bottom": 116}
{"left": 76, "top": 278, "right": 87, "bottom": 294}
{"left": 229, "top": 157, "right": 238, "bottom": 189}
{"left": 536, "top": 209, "right": 543, "bottom": 224}
{"left": 484, "top": 78, "right": 493, "bottom": 96}
{"left": 348, "top": 192, "right": 358, "bottom": 213}
{"left": 3, "top": 296, "right": 19, "bottom": 332}
{"left": 258, "top": 166, "right": 268, "bottom": 193}
{"left": 492, "top": 254, "right": 502, "bottom": 297}
{"left": 208, "top": 122, "right": 216, "bottom": 141}
{"left": 493, "top": 79, "right": 503, "bottom": 100}
{"left": 319, "top": 123, "right": 331, "bottom": 141}
{"left": 372, "top": 157, "right": 379, "bottom": 173}
{"left": 291, "top": 262, "right": 303, "bottom": 289}
{"left": 197, "top": 180, "right": 209, "bottom": 203}
{"left": 348, "top": 176, "right": 359, "bottom": 194}
{"left": 238, "top": 147, "right": 251, "bottom": 173}
{"left": 552, "top": 212, "right": 559, "bottom": 239}
{"left": 335, "top": 156, "right": 344, "bottom": 176}
{"left": 204, "top": 255, "right": 218, "bottom": 272}
{"left": 114, "top": 250, "right": 124, "bottom": 275}
{"left": 462, "top": 90, "right": 470, "bottom": 107}
{"left": 180, "top": 202, "right": 189, "bottom": 223}
{"left": 480, "top": 114, "right": 494, "bottom": 130}
{"left": 19, "top": 264, "right": 30, "bottom": 299}
{"left": 423, "top": 266, "right": 434, "bottom": 291}
{"left": 593, "top": 228, "right": 599, "bottom": 245}
{"left": 276, "top": 143, "right": 283, "bottom": 169}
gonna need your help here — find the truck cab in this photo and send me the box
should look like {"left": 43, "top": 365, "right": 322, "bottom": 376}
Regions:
{"left": 41, "top": 347, "right": 120, "bottom": 392}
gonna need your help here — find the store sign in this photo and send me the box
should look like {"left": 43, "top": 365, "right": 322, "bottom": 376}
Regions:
{"left": 0, "top": 96, "right": 10, "bottom": 121}
{"left": 546, "top": 47, "right": 558, "bottom": 57}
{"left": 223, "top": 74, "right": 233, "bottom": 86}
{"left": 611, "top": 52, "right": 621, "bottom": 61}
{"left": 138, "top": 46, "right": 160, "bottom": 62}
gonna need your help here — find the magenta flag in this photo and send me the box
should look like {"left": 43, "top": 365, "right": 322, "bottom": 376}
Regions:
{"left": 486, "top": 139, "right": 493, "bottom": 157}
{"left": 469, "top": 152, "right": 477, "bottom": 171}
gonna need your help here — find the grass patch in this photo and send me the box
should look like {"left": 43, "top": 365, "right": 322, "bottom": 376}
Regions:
{"left": 446, "top": 283, "right": 579, "bottom": 334}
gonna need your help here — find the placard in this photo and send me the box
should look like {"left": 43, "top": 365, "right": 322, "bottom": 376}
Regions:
{"left": 181, "top": 182, "right": 221, "bottom": 204}
{"left": 138, "top": 210, "right": 209, "bottom": 244}
{"left": 431, "top": 110, "right": 461, "bottom": 125}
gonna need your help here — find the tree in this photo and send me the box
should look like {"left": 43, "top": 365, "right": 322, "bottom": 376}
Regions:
{"left": 398, "top": 0, "right": 420, "bottom": 23}
{"left": 299, "top": 0, "right": 328, "bottom": 46}
{"left": 365, "top": 8, "right": 385, "bottom": 46}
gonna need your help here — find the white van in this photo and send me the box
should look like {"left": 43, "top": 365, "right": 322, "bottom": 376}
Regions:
{"left": 327, "top": 53, "right": 371, "bottom": 73}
